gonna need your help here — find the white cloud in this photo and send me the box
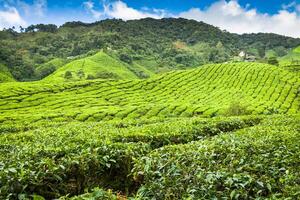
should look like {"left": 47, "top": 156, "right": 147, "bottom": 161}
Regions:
{"left": 84, "top": 0, "right": 169, "bottom": 20}
{"left": 0, "top": 0, "right": 48, "bottom": 29}
{"left": 0, "top": 6, "right": 27, "bottom": 29}
{"left": 282, "top": 1, "right": 297, "bottom": 10}
{"left": 82, "top": 0, "right": 300, "bottom": 38}
{"left": 17, "top": 0, "right": 47, "bottom": 17}
{"left": 103, "top": 1, "right": 168, "bottom": 20}
{"left": 83, "top": 1, "right": 102, "bottom": 19}
{"left": 179, "top": 0, "right": 300, "bottom": 38}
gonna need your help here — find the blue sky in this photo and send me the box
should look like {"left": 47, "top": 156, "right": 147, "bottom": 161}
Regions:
{"left": 1, "top": 0, "right": 300, "bottom": 37}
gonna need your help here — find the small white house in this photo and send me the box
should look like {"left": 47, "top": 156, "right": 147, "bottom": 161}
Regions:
{"left": 239, "top": 51, "right": 246, "bottom": 58}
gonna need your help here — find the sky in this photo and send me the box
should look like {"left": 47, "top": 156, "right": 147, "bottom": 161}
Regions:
{"left": 0, "top": 0, "right": 300, "bottom": 37}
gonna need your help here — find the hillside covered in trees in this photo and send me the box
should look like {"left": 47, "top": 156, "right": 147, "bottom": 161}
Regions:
{"left": 1, "top": 18, "right": 300, "bottom": 81}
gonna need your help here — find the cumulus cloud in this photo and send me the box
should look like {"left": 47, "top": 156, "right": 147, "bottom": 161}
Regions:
{"left": 1, "top": 0, "right": 47, "bottom": 17}
{"left": 179, "top": 0, "right": 300, "bottom": 38}
{"left": 0, "top": 0, "right": 48, "bottom": 29}
{"left": 83, "top": 0, "right": 300, "bottom": 37}
{"left": 0, "top": 5, "right": 26, "bottom": 29}
{"left": 84, "top": 0, "right": 170, "bottom": 20}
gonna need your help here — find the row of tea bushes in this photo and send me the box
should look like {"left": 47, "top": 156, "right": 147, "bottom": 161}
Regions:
{"left": 132, "top": 115, "right": 300, "bottom": 199}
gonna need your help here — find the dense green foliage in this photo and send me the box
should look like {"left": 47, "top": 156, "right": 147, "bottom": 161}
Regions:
{"left": 1, "top": 18, "right": 300, "bottom": 81}
{"left": 0, "top": 63, "right": 15, "bottom": 83}
{"left": 0, "top": 60, "right": 299, "bottom": 199}
{"left": 35, "top": 58, "right": 67, "bottom": 79}
{"left": 0, "top": 63, "right": 298, "bottom": 124}
{"left": 0, "top": 113, "right": 298, "bottom": 199}
{"left": 0, "top": 17, "right": 299, "bottom": 199}
{"left": 279, "top": 45, "right": 300, "bottom": 73}
{"left": 293, "top": 46, "right": 300, "bottom": 53}
{"left": 133, "top": 115, "right": 300, "bottom": 199}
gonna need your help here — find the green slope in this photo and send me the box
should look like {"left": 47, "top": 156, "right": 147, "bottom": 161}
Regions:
{"left": 279, "top": 46, "right": 300, "bottom": 74}
{"left": 279, "top": 46, "right": 300, "bottom": 66}
{"left": 0, "top": 62, "right": 299, "bottom": 199}
{"left": 43, "top": 51, "right": 138, "bottom": 81}
{"left": 0, "top": 62, "right": 299, "bottom": 123}
{"left": 35, "top": 58, "right": 67, "bottom": 79}
{"left": 0, "top": 64, "right": 15, "bottom": 83}
{"left": 293, "top": 46, "right": 300, "bottom": 53}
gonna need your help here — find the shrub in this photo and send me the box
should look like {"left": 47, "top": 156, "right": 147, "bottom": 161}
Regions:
{"left": 77, "top": 70, "right": 85, "bottom": 79}
{"left": 96, "top": 71, "right": 120, "bottom": 79}
{"left": 132, "top": 116, "right": 300, "bottom": 199}
{"left": 224, "top": 101, "right": 252, "bottom": 116}
{"left": 119, "top": 53, "right": 132, "bottom": 64}
{"left": 64, "top": 71, "right": 73, "bottom": 79}
{"left": 86, "top": 74, "right": 95, "bottom": 80}
{"left": 60, "top": 188, "right": 119, "bottom": 200}
{"left": 268, "top": 56, "right": 279, "bottom": 66}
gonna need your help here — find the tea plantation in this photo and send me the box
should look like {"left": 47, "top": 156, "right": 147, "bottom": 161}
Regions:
{"left": 43, "top": 52, "right": 142, "bottom": 82}
{"left": 0, "top": 62, "right": 299, "bottom": 199}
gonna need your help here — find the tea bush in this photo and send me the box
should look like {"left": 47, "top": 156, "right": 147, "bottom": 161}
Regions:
{"left": 133, "top": 115, "right": 300, "bottom": 199}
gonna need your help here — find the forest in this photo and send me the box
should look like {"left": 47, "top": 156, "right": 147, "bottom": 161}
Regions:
{"left": 1, "top": 18, "right": 299, "bottom": 81}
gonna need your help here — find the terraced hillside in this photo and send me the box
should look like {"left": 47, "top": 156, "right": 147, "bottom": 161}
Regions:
{"left": 43, "top": 51, "right": 144, "bottom": 81}
{"left": 0, "top": 62, "right": 299, "bottom": 199}
{"left": 0, "top": 110, "right": 299, "bottom": 199}
{"left": 279, "top": 45, "right": 300, "bottom": 69}
{"left": 0, "top": 62, "right": 299, "bottom": 124}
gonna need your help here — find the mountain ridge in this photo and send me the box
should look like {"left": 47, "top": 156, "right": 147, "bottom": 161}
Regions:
{"left": 1, "top": 18, "right": 300, "bottom": 81}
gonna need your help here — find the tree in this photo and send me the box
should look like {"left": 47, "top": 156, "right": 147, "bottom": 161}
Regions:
{"left": 274, "top": 46, "right": 287, "bottom": 57}
{"left": 77, "top": 69, "right": 85, "bottom": 79}
{"left": 216, "top": 41, "right": 224, "bottom": 49}
{"left": 87, "top": 74, "right": 95, "bottom": 80}
{"left": 25, "top": 25, "right": 36, "bottom": 33}
{"left": 37, "top": 65, "right": 56, "bottom": 79}
{"left": 119, "top": 53, "right": 132, "bottom": 64}
{"left": 257, "top": 46, "right": 266, "bottom": 58}
{"left": 25, "top": 24, "right": 58, "bottom": 33}
{"left": 19, "top": 26, "right": 25, "bottom": 33}
{"left": 268, "top": 56, "right": 279, "bottom": 66}
{"left": 64, "top": 71, "right": 73, "bottom": 79}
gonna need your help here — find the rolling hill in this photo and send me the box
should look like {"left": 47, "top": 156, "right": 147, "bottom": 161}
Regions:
{"left": 279, "top": 45, "right": 300, "bottom": 64}
{"left": 43, "top": 51, "right": 143, "bottom": 81}
{"left": 1, "top": 18, "right": 300, "bottom": 81}
{"left": 293, "top": 46, "right": 300, "bottom": 53}
{"left": 35, "top": 58, "right": 67, "bottom": 79}
{"left": 0, "top": 62, "right": 299, "bottom": 199}
{"left": 0, "top": 13, "right": 300, "bottom": 200}
{"left": 0, "top": 62, "right": 298, "bottom": 123}
{"left": 279, "top": 45, "right": 300, "bottom": 73}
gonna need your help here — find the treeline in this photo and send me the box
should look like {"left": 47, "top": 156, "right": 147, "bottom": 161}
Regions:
{"left": 0, "top": 18, "right": 299, "bottom": 81}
